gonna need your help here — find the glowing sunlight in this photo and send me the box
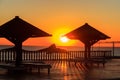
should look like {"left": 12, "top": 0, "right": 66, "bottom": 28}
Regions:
{"left": 60, "top": 36, "right": 69, "bottom": 43}
{"left": 52, "top": 27, "right": 76, "bottom": 46}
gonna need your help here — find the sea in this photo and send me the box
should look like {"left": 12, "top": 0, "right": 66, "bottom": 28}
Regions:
{"left": 0, "top": 45, "right": 120, "bottom": 56}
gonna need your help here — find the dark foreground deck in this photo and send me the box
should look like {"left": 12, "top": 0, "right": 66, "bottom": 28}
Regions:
{"left": 0, "top": 62, "right": 52, "bottom": 75}
{"left": 0, "top": 59, "right": 120, "bottom": 80}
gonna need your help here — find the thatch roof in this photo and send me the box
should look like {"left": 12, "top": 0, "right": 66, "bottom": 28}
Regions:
{"left": 0, "top": 16, "right": 52, "bottom": 43}
{"left": 37, "top": 44, "right": 67, "bottom": 53}
{"left": 65, "top": 23, "right": 110, "bottom": 44}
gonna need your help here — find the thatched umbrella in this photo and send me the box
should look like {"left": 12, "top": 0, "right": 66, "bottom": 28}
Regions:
{"left": 65, "top": 23, "right": 110, "bottom": 59}
{"left": 0, "top": 16, "right": 52, "bottom": 66}
{"left": 36, "top": 44, "right": 67, "bottom": 60}
{"left": 37, "top": 44, "right": 67, "bottom": 53}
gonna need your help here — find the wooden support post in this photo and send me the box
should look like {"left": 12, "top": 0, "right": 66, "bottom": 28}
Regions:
{"left": 15, "top": 42, "right": 22, "bottom": 67}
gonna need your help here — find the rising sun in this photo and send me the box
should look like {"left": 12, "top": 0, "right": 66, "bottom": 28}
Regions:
{"left": 60, "top": 36, "right": 69, "bottom": 43}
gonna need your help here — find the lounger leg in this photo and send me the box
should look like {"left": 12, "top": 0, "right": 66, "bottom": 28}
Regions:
{"left": 38, "top": 67, "right": 41, "bottom": 74}
{"left": 75, "top": 61, "right": 76, "bottom": 65}
{"left": 96, "top": 63, "right": 98, "bottom": 67}
{"left": 103, "top": 63, "right": 105, "bottom": 67}
{"left": 48, "top": 68, "right": 50, "bottom": 75}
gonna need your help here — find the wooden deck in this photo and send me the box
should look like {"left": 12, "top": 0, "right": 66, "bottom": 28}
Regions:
{"left": 0, "top": 59, "right": 120, "bottom": 80}
{"left": 0, "top": 49, "right": 115, "bottom": 80}
{"left": 0, "top": 62, "right": 52, "bottom": 75}
{"left": 41, "top": 60, "right": 120, "bottom": 80}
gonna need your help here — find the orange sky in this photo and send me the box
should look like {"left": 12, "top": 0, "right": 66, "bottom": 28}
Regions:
{"left": 0, "top": 0, "right": 120, "bottom": 47}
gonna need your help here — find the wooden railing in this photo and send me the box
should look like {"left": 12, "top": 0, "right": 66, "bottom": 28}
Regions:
{"left": 0, "top": 49, "right": 112, "bottom": 62}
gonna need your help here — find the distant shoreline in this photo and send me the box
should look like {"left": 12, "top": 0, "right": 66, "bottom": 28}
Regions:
{"left": 0, "top": 45, "right": 120, "bottom": 56}
{"left": 0, "top": 44, "right": 120, "bottom": 48}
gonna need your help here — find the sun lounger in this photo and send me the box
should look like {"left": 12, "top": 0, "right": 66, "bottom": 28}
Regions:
{"left": 74, "top": 57, "right": 107, "bottom": 67}
{"left": 88, "top": 57, "right": 107, "bottom": 67}
{"left": 22, "top": 63, "right": 52, "bottom": 74}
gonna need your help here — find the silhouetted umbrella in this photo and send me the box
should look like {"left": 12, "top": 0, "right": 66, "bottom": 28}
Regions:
{"left": 0, "top": 16, "right": 52, "bottom": 66}
{"left": 38, "top": 44, "right": 67, "bottom": 53}
{"left": 65, "top": 23, "right": 110, "bottom": 59}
